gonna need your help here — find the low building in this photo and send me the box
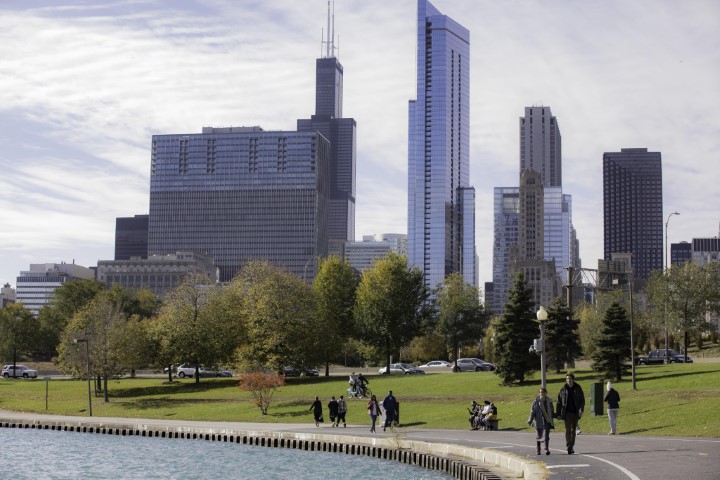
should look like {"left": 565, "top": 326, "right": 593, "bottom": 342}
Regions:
{"left": 16, "top": 262, "right": 95, "bottom": 315}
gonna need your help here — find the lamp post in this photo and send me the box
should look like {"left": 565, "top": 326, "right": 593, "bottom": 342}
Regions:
{"left": 74, "top": 338, "right": 92, "bottom": 417}
{"left": 536, "top": 306, "right": 548, "bottom": 389}
{"left": 614, "top": 277, "right": 636, "bottom": 390}
{"left": 664, "top": 211, "right": 680, "bottom": 364}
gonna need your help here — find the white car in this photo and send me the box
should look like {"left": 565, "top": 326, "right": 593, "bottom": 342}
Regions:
{"left": 418, "top": 360, "right": 453, "bottom": 370}
{"left": 176, "top": 364, "right": 225, "bottom": 378}
{"left": 2, "top": 364, "right": 38, "bottom": 378}
{"left": 378, "top": 363, "right": 426, "bottom": 375}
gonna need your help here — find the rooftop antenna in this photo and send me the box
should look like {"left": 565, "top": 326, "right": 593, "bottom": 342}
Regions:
{"left": 321, "top": 1, "right": 336, "bottom": 58}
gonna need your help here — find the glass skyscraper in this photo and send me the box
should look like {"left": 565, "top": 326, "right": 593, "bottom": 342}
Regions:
{"left": 148, "top": 127, "right": 330, "bottom": 282}
{"left": 603, "top": 148, "right": 663, "bottom": 281}
{"left": 520, "top": 106, "right": 562, "bottom": 187}
{"left": 408, "top": 0, "right": 476, "bottom": 290}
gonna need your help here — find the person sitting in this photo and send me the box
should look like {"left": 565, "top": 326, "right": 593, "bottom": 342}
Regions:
{"left": 478, "top": 400, "right": 492, "bottom": 430}
{"left": 468, "top": 401, "right": 481, "bottom": 430}
{"left": 483, "top": 402, "right": 499, "bottom": 430}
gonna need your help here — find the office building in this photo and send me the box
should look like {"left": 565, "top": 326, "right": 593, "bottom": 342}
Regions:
{"left": 1, "top": 283, "right": 15, "bottom": 308}
{"left": 340, "top": 233, "right": 407, "bottom": 274}
{"left": 97, "top": 252, "right": 217, "bottom": 299}
{"left": 603, "top": 148, "right": 663, "bottom": 282}
{"left": 544, "top": 187, "right": 575, "bottom": 276}
{"left": 115, "top": 214, "right": 149, "bottom": 260}
{"left": 297, "top": 6, "right": 356, "bottom": 243}
{"left": 671, "top": 241, "right": 692, "bottom": 266}
{"left": 407, "top": 0, "right": 476, "bottom": 290}
{"left": 491, "top": 187, "right": 519, "bottom": 313}
{"left": 16, "top": 262, "right": 95, "bottom": 315}
{"left": 147, "top": 126, "right": 330, "bottom": 282}
{"left": 520, "top": 106, "right": 562, "bottom": 187}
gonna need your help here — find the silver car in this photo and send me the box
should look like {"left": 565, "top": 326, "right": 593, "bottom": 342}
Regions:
{"left": 2, "top": 364, "right": 38, "bottom": 378}
{"left": 453, "top": 358, "right": 494, "bottom": 372}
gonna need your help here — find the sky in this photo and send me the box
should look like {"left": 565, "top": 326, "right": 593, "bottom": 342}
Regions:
{"left": 1, "top": 0, "right": 719, "bottom": 291}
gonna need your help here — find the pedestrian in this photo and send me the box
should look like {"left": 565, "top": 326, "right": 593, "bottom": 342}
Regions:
{"left": 557, "top": 372, "right": 585, "bottom": 454}
{"left": 604, "top": 381, "right": 620, "bottom": 435}
{"left": 328, "top": 396, "right": 339, "bottom": 427}
{"left": 367, "top": 394, "right": 382, "bottom": 433}
{"left": 337, "top": 395, "right": 348, "bottom": 427}
{"left": 528, "top": 387, "right": 555, "bottom": 455}
{"left": 309, "top": 396, "right": 323, "bottom": 427}
{"left": 382, "top": 390, "right": 397, "bottom": 431}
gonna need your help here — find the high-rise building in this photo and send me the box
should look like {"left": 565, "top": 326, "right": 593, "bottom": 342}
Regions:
{"left": 341, "top": 233, "right": 407, "bottom": 274}
{"left": 671, "top": 241, "right": 692, "bottom": 265}
{"left": 492, "top": 187, "right": 519, "bottom": 313}
{"left": 520, "top": 106, "right": 562, "bottom": 187}
{"left": 603, "top": 148, "right": 663, "bottom": 282}
{"left": 544, "top": 187, "right": 574, "bottom": 275}
{"left": 407, "top": 0, "right": 476, "bottom": 290}
{"left": 147, "top": 126, "right": 330, "bottom": 282}
{"left": 16, "top": 262, "right": 95, "bottom": 315}
{"left": 297, "top": 6, "right": 356, "bottom": 244}
{"left": 114, "top": 214, "right": 149, "bottom": 260}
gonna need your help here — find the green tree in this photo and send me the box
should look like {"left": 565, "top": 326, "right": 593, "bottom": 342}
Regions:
{"left": 646, "top": 262, "right": 714, "bottom": 360}
{"left": 408, "top": 333, "right": 447, "bottom": 362}
{"left": 436, "top": 272, "right": 488, "bottom": 369}
{"left": 544, "top": 297, "right": 582, "bottom": 373}
{"left": 231, "top": 261, "right": 316, "bottom": 373}
{"left": 312, "top": 256, "right": 358, "bottom": 375}
{"left": 0, "top": 304, "right": 39, "bottom": 370}
{"left": 150, "top": 274, "right": 240, "bottom": 383}
{"left": 493, "top": 273, "right": 537, "bottom": 385}
{"left": 591, "top": 302, "right": 631, "bottom": 381}
{"left": 354, "top": 252, "right": 430, "bottom": 373}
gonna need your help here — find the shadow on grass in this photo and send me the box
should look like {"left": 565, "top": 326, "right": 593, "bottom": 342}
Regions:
{"left": 116, "top": 396, "right": 236, "bottom": 411}
{"left": 111, "top": 379, "right": 237, "bottom": 398}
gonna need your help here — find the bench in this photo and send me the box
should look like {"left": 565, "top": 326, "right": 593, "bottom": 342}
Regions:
{"left": 485, "top": 419, "right": 500, "bottom": 431}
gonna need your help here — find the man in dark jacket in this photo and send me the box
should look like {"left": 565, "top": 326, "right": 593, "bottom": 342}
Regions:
{"left": 382, "top": 390, "right": 397, "bottom": 431}
{"left": 557, "top": 372, "right": 585, "bottom": 454}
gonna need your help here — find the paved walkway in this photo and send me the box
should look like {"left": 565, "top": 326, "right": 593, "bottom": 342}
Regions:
{"left": 1, "top": 409, "right": 718, "bottom": 479}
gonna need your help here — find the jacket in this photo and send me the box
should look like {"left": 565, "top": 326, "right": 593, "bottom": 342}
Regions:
{"left": 528, "top": 395, "right": 554, "bottom": 429}
{"left": 557, "top": 383, "right": 585, "bottom": 420}
{"left": 604, "top": 388, "right": 620, "bottom": 410}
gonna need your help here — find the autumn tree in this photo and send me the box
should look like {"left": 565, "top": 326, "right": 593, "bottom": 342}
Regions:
{"left": 544, "top": 297, "right": 582, "bottom": 372}
{"left": 436, "top": 272, "right": 488, "bottom": 369}
{"left": 354, "top": 252, "right": 430, "bottom": 374}
{"left": 591, "top": 302, "right": 631, "bottom": 381}
{"left": 312, "top": 256, "right": 358, "bottom": 375}
{"left": 238, "top": 371, "right": 285, "bottom": 415}
{"left": 493, "top": 273, "right": 537, "bottom": 385}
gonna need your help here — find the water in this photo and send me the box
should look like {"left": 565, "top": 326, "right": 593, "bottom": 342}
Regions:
{"left": 2, "top": 428, "right": 452, "bottom": 480}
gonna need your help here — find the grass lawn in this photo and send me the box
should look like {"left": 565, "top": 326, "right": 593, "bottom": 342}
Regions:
{"left": 1, "top": 363, "right": 718, "bottom": 437}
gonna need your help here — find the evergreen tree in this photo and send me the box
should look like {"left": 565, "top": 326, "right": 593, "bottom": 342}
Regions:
{"left": 545, "top": 297, "right": 582, "bottom": 373}
{"left": 591, "top": 302, "right": 631, "bottom": 381}
{"left": 494, "top": 273, "right": 537, "bottom": 385}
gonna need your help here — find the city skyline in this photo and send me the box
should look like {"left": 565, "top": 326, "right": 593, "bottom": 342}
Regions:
{"left": 1, "top": 0, "right": 718, "bottom": 290}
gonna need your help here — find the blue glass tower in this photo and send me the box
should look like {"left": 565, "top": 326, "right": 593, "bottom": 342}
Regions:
{"left": 408, "top": 0, "right": 475, "bottom": 290}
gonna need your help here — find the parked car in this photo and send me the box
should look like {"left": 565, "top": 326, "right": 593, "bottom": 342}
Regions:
{"left": 418, "top": 360, "right": 453, "bottom": 370}
{"left": 283, "top": 366, "right": 319, "bottom": 377}
{"left": 2, "top": 364, "right": 38, "bottom": 378}
{"left": 453, "top": 358, "right": 494, "bottom": 372}
{"left": 176, "top": 364, "right": 227, "bottom": 378}
{"left": 378, "top": 363, "right": 426, "bottom": 375}
{"left": 163, "top": 364, "right": 180, "bottom": 374}
{"left": 636, "top": 349, "right": 693, "bottom": 365}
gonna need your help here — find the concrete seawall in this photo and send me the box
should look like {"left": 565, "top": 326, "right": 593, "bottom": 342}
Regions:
{"left": 0, "top": 411, "right": 545, "bottom": 479}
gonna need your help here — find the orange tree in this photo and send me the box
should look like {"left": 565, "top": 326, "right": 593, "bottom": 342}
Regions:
{"left": 238, "top": 371, "right": 285, "bottom": 415}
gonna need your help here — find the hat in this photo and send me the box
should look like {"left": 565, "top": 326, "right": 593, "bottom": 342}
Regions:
{"left": 484, "top": 400, "right": 490, "bottom": 405}
{"left": 607, "top": 381, "right": 613, "bottom": 391}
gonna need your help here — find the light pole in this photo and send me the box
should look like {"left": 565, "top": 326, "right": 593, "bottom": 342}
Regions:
{"left": 536, "top": 306, "right": 548, "bottom": 389}
{"left": 74, "top": 338, "right": 92, "bottom": 417}
{"left": 664, "top": 211, "right": 680, "bottom": 364}
{"left": 614, "top": 277, "right": 636, "bottom": 390}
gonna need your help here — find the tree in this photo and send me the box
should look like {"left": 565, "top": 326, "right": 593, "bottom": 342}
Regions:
{"left": 150, "top": 273, "right": 241, "bottom": 383}
{"left": 312, "top": 256, "right": 358, "bottom": 376}
{"left": 231, "top": 261, "right": 316, "bottom": 373}
{"left": 353, "top": 252, "right": 430, "bottom": 373}
{"left": 0, "top": 304, "right": 39, "bottom": 371}
{"left": 436, "top": 272, "right": 488, "bottom": 369}
{"left": 591, "top": 302, "right": 631, "bottom": 381}
{"left": 544, "top": 297, "right": 582, "bottom": 372}
{"left": 493, "top": 273, "right": 537, "bottom": 385}
{"left": 646, "top": 262, "right": 714, "bottom": 361}
{"left": 238, "top": 371, "right": 285, "bottom": 415}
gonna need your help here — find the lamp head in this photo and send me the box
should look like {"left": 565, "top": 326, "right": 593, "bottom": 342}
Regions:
{"left": 536, "top": 306, "right": 548, "bottom": 322}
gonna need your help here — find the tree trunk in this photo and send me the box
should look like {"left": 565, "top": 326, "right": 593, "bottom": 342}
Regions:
{"left": 103, "top": 374, "right": 109, "bottom": 403}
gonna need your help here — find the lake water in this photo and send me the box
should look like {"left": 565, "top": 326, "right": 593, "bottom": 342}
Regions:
{"left": 3, "top": 428, "right": 452, "bottom": 479}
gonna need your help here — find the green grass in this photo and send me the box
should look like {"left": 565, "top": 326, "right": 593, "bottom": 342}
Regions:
{"left": 1, "top": 364, "right": 719, "bottom": 437}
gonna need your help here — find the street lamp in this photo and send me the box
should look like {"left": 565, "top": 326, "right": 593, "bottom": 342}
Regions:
{"left": 614, "top": 277, "right": 636, "bottom": 390}
{"left": 664, "top": 211, "right": 680, "bottom": 364}
{"left": 536, "top": 306, "right": 548, "bottom": 389}
{"left": 74, "top": 338, "right": 92, "bottom": 417}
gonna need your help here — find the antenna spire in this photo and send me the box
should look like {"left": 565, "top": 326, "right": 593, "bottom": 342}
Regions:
{"left": 321, "top": 1, "right": 337, "bottom": 58}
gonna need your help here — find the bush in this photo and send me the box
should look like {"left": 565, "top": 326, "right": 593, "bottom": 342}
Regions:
{"left": 238, "top": 372, "right": 285, "bottom": 415}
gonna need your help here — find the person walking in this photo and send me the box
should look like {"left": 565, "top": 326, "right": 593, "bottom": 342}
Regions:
{"left": 604, "top": 381, "right": 620, "bottom": 435}
{"left": 328, "top": 396, "right": 339, "bottom": 427}
{"left": 309, "top": 396, "right": 323, "bottom": 427}
{"left": 337, "top": 395, "right": 348, "bottom": 428}
{"left": 367, "top": 394, "right": 382, "bottom": 433}
{"left": 528, "top": 387, "right": 555, "bottom": 455}
{"left": 382, "top": 390, "right": 397, "bottom": 431}
{"left": 557, "top": 372, "right": 585, "bottom": 454}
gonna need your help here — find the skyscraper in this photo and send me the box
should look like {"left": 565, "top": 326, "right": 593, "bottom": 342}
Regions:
{"left": 147, "top": 126, "right": 330, "bottom": 282}
{"left": 492, "top": 187, "right": 519, "bottom": 313}
{"left": 297, "top": 5, "right": 356, "bottom": 244}
{"left": 520, "top": 106, "right": 562, "bottom": 187}
{"left": 408, "top": 0, "right": 476, "bottom": 290}
{"left": 603, "top": 148, "right": 663, "bottom": 282}
{"left": 114, "top": 214, "right": 148, "bottom": 260}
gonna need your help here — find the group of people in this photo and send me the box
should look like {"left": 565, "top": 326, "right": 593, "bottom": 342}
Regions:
{"left": 527, "top": 372, "right": 621, "bottom": 455}
{"left": 347, "top": 372, "right": 369, "bottom": 398}
{"left": 467, "top": 400, "right": 498, "bottom": 431}
{"left": 309, "top": 390, "right": 399, "bottom": 433}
